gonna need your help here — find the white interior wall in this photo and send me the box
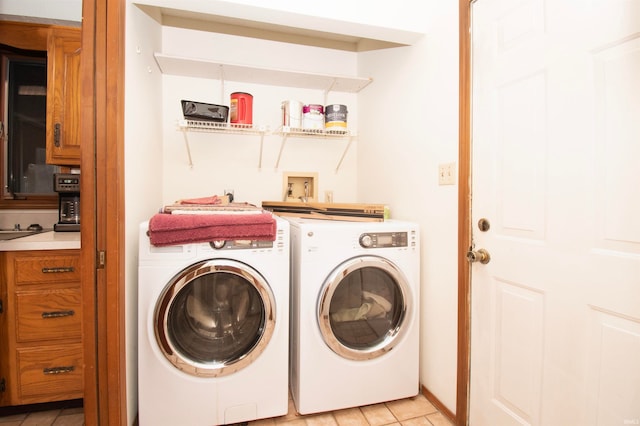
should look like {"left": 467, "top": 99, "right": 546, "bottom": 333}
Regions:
{"left": 159, "top": 27, "right": 360, "bottom": 206}
{"left": 160, "top": 75, "right": 359, "bottom": 205}
{"left": 161, "top": 77, "right": 358, "bottom": 205}
{"left": 124, "top": 4, "right": 164, "bottom": 424}
{"left": 357, "top": 2, "right": 460, "bottom": 413}
{"left": 161, "top": 26, "right": 359, "bottom": 76}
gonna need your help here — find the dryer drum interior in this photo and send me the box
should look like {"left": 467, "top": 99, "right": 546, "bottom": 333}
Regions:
{"left": 318, "top": 255, "right": 412, "bottom": 361}
{"left": 154, "top": 259, "right": 277, "bottom": 377}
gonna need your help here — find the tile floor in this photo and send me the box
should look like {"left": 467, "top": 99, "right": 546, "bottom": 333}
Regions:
{"left": 254, "top": 393, "right": 453, "bottom": 426}
{"left": 0, "top": 402, "right": 83, "bottom": 426}
{"left": 0, "top": 393, "right": 453, "bottom": 426}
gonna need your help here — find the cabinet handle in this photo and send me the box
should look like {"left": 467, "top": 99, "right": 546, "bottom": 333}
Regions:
{"left": 54, "top": 123, "right": 61, "bottom": 147}
{"left": 41, "top": 266, "right": 75, "bottom": 273}
{"left": 42, "top": 310, "right": 75, "bottom": 319}
{"left": 43, "top": 366, "right": 75, "bottom": 375}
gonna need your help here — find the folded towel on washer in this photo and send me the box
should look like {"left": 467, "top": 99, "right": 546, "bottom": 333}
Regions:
{"left": 147, "top": 211, "right": 277, "bottom": 246}
{"left": 178, "top": 195, "right": 225, "bottom": 205}
{"left": 162, "top": 195, "right": 235, "bottom": 213}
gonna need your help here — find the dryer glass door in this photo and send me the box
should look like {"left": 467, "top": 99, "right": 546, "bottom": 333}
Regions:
{"left": 318, "top": 255, "right": 412, "bottom": 361}
{"left": 155, "top": 259, "right": 276, "bottom": 377}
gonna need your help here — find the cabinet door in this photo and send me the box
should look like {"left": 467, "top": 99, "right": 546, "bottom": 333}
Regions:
{"left": 46, "top": 27, "right": 81, "bottom": 165}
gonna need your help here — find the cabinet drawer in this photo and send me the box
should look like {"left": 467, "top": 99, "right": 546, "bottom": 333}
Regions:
{"left": 15, "top": 288, "right": 82, "bottom": 342}
{"left": 13, "top": 255, "right": 81, "bottom": 285}
{"left": 16, "top": 344, "right": 83, "bottom": 401}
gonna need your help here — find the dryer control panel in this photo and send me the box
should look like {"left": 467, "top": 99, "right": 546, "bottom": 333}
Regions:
{"left": 359, "top": 232, "right": 407, "bottom": 248}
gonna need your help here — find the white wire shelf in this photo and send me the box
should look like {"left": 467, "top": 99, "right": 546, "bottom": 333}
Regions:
{"left": 274, "top": 126, "right": 352, "bottom": 138}
{"left": 177, "top": 120, "right": 355, "bottom": 172}
{"left": 178, "top": 119, "right": 269, "bottom": 134}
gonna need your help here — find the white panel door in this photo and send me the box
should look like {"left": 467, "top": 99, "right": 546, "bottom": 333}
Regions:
{"left": 470, "top": 1, "right": 640, "bottom": 425}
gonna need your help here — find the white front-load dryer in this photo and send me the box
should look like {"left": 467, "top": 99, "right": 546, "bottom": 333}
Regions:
{"left": 286, "top": 217, "right": 420, "bottom": 415}
{"left": 137, "top": 217, "right": 289, "bottom": 426}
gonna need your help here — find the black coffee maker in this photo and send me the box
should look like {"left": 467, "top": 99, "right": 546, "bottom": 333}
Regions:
{"left": 53, "top": 173, "right": 80, "bottom": 232}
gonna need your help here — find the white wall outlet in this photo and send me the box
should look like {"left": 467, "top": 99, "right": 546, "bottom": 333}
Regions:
{"left": 438, "top": 162, "right": 456, "bottom": 185}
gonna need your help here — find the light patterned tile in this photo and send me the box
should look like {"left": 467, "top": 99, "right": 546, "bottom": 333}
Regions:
{"left": 274, "top": 419, "right": 307, "bottom": 426}
{"left": 333, "top": 407, "right": 369, "bottom": 426}
{"left": 0, "top": 413, "right": 27, "bottom": 425}
{"left": 1, "top": 395, "right": 451, "bottom": 426}
{"left": 304, "top": 412, "right": 338, "bottom": 426}
{"left": 385, "top": 395, "right": 437, "bottom": 422}
{"left": 59, "top": 407, "right": 83, "bottom": 417}
{"left": 399, "top": 417, "right": 431, "bottom": 426}
{"left": 0, "top": 419, "right": 23, "bottom": 426}
{"left": 425, "top": 412, "right": 453, "bottom": 426}
{"left": 360, "top": 403, "right": 397, "bottom": 426}
{"left": 21, "top": 410, "right": 60, "bottom": 426}
{"left": 251, "top": 417, "right": 277, "bottom": 426}
{"left": 52, "top": 413, "right": 85, "bottom": 426}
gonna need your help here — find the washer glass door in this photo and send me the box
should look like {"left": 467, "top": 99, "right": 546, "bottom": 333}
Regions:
{"left": 155, "top": 258, "right": 276, "bottom": 377}
{"left": 318, "top": 255, "right": 412, "bottom": 361}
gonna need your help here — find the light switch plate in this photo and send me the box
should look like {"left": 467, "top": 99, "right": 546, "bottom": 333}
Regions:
{"left": 438, "top": 162, "right": 456, "bottom": 185}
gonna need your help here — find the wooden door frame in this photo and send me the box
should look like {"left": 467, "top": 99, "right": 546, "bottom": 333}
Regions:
{"left": 80, "top": 0, "right": 126, "bottom": 424}
{"left": 457, "top": 0, "right": 472, "bottom": 425}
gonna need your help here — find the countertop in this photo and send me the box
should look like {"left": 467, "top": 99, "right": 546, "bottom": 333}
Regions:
{"left": 0, "top": 231, "right": 81, "bottom": 251}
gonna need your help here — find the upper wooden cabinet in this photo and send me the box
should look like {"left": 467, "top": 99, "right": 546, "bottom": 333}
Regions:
{"left": 46, "top": 27, "right": 82, "bottom": 166}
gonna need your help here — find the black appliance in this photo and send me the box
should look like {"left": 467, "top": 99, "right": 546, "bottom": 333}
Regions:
{"left": 54, "top": 173, "right": 80, "bottom": 232}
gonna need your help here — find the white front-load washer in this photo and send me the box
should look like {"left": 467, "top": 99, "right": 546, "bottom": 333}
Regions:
{"left": 286, "top": 217, "right": 420, "bottom": 415}
{"left": 137, "top": 217, "right": 289, "bottom": 426}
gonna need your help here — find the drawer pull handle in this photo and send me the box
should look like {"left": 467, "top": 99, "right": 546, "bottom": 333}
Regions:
{"left": 43, "top": 366, "right": 75, "bottom": 375}
{"left": 42, "top": 309, "right": 75, "bottom": 319}
{"left": 41, "top": 267, "right": 75, "bottom": 273}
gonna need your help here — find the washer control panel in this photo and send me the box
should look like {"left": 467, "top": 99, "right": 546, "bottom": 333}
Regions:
{"left": 359, "top": 232, "right": 408, "bottom": 248}
{"left": 209, "top": 239, "right": 274, "bottom": 250}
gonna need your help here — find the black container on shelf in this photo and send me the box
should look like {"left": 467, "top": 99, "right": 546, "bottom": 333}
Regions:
{"left": 181, "top": 100, "right": 229, "bottom": 122}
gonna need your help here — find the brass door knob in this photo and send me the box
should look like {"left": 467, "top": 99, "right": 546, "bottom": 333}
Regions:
{"left": 467, "top": 248, "right": 491, "bottom": 264}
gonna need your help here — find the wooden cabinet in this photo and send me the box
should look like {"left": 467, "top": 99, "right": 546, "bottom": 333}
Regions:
{"left": 0, "top": 250, "right": 83, "bottom": 406}
{"left": 46, "top": 27, "right": 82, "bottom": 166}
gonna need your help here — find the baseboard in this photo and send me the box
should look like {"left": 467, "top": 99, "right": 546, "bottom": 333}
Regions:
{"left": 421, "top": 385, "right": 457, "bottom": 424}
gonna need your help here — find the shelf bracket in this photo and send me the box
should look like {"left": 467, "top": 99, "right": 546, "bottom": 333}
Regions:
{"left": 181, "top": 129, "right": 194, "bottom": 168}
{"left": 219, "top": 64, "right": 225, "bottom": 103}
{"left": 274, "top": 134, "right": 289, "bottom": 170}
{"left": 258, "top": 133, "right": 265, "bottom": 169}
{"left": 335, "top": 135, "right": 354, "bottom": 173}
{"left": 323, "top": 78, "right": 338, "bottom": 105}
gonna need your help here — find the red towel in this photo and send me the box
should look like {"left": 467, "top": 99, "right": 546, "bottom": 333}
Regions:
{"left": 177, "top": 195, "right": 222, "bottom": 205}
{"left": 148, "top": 212, "right": 276, "bottom": 247}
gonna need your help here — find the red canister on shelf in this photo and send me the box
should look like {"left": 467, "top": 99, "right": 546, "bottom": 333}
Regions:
{"left": 230, "top": 92, "right": 253, "bottom": 125}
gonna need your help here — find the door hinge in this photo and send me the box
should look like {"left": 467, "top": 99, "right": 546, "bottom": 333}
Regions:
{"left": 0, "top": 378, "right": 5, "bottom": 393}
{"left": 97, "top": 250, "right": 105, "bottom": 269}
{"left": 0, "top": 298, "right": 3, "bottom": 314}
